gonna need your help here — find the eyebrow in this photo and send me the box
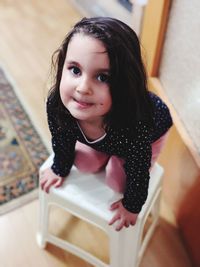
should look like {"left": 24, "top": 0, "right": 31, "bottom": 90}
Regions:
{"left": 66, "top": 60, "right": 110, "bottom": 73}
{"left": 66, "top": 60, "right": 80, "bottom": 66}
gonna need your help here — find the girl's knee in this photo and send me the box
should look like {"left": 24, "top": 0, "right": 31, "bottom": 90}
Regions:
{"left": 74, "top": 142, "right": 109, "bottom": 173}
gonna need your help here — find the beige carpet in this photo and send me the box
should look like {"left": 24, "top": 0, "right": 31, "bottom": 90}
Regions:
{"left": 0, "top": 67, "right": 49, "bottom": 215}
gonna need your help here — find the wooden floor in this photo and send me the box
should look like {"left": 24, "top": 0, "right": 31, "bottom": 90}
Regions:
{"left": 0, "top": 1, "right": 192, "bottom": 266}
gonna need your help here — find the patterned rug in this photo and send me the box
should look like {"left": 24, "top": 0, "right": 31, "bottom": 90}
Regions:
{"left": 0, "top": 68, "right": 49, "bottom": 215}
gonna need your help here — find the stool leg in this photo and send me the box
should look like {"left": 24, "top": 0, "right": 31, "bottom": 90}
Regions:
{"left": 152, "top": 188, "right": 162, "bottom": 222}
{"left": 109, "top": 223, "right": 142, "bottom": 267}
{"left": 136, "top": 189, "right": 162, "bottom": 263}
{"left": 36, "top": 189, "right": 50, "bottom": 249}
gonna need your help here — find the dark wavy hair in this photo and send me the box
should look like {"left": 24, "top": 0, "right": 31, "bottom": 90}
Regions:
{"left": 48, "top": 16, "right": 153, "bottom": 129}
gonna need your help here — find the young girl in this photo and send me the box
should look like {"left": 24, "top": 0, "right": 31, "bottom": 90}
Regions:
{"left": 40, "top": 17, "right": 172, "bottom": 231}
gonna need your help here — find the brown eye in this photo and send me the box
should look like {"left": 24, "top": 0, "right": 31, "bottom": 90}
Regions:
{"left": 98, "top": 73, "right": 109, "bottom": 83}
{"left": 70, "top": 66, "right": 81, "bottom": 75}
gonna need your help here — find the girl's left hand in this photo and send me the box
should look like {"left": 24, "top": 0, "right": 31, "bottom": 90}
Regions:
{"left": 109, "top": 200, "right": 138, "bottom": 231}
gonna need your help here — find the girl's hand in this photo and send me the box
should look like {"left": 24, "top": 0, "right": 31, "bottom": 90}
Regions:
{"left": 40, "top": 167, "right": 64, "bottom": 193}
{"left": 109, "top": 200, "right": 138, "bottom": 231}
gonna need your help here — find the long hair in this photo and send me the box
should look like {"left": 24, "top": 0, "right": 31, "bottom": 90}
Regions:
{"left": 48, "top": 16, "right": 153, "bottom": 129}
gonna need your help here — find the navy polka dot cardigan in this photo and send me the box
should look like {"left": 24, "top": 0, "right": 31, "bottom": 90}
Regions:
{"left": 47, "top": 92, "right": 173, "bottom": 213}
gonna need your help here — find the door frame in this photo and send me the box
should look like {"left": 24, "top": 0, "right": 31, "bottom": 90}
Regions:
{"left": 140, "top": 0, "right": 200, "bottom": 167}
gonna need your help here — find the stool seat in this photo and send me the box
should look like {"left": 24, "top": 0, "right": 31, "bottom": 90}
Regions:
{"left": 37, "top": 154, "right": 164, "bottom": 267}
{"left": 50, "top": 167, "right": 122, "bottom": 228}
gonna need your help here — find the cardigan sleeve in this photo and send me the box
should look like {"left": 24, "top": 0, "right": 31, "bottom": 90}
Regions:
{"left": 47, "top": 99, "right": 76, "bottom": 177}
{"left": 122, "top": 122, "right": 152, "bottom": 213}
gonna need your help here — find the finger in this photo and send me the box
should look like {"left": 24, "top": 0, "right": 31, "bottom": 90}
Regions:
{"left": 130, "top": 220, "right": 137, "bottom": 226}
{"left": 108, "top": 213, "right": 121, "bottom": 226}
{"left": 43, "top": 181, "right": 51, "bottom": 193}
{"left": 40, "top": 178, "right": 47, "bottom": 190}
{"left": 130, "top": 215, "right": 138, "bottom": 226}
{"left": 116, "top": 219, "right": 126, "bottom": 231}
{"left": 43, "top": 178, "right": 57, "bottom": 193}
{"left": 110, "top": 201, "right": 120, "bottom": 210}
{"left": 125, "top": 221, "right": 130, "bottom": 228}
{"left": 54, "top": 178, "right": 63, "bottom": 188}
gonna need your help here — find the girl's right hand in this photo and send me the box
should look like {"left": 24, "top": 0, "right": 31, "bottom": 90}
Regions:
{"left": 40, "top": 167, "right": 64, "bottom": 193}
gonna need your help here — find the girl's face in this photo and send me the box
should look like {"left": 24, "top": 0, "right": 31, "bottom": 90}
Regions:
{"left": 60, "top": 34, "right": 112, "bottom": 126}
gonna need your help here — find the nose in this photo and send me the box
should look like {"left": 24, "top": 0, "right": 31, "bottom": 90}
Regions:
{"left": 76, "top": 77, "right": 92, "bottom": 95}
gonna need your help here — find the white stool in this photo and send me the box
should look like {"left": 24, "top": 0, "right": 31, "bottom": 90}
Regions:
{"left": 36, "top": 154, "right": 164, "bottom": 267}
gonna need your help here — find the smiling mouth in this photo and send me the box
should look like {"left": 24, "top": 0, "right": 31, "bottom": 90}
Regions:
{"left": 73, "top": 98, "right": 94, "bottom": 108}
